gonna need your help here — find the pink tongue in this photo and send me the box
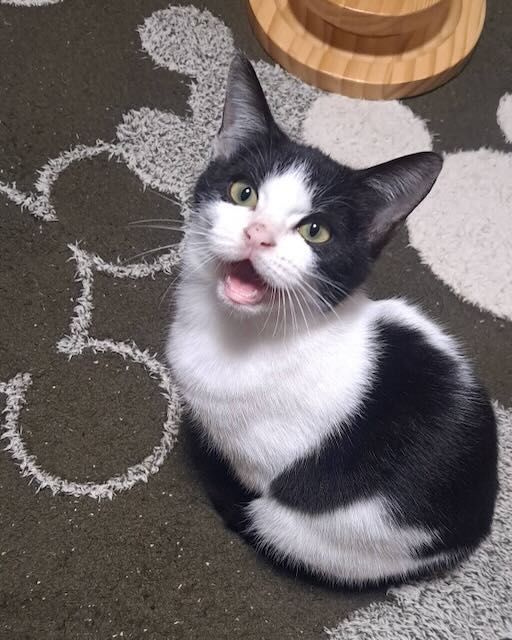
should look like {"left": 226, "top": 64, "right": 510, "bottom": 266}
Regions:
{"left": 224, "top": 260, "right": 267, "bottom": 305}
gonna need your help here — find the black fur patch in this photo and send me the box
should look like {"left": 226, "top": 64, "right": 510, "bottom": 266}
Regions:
{"left": 270, "top": 321, "right": 498, "bottom": 556}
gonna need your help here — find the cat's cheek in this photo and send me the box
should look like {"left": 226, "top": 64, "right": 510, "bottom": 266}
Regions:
{"left": 207, "top": 203, "right": 252, "bottom": 260}
{"left": 210, "top": 200, "right": 251, "bottom": 229}
{"left": 259, "top": 233, "right": 315, "bottom": 288}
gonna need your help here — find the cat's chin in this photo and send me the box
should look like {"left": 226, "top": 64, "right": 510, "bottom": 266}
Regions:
{"left": 216, "top": 260, "right": 271, "bottom": 315}
{"left": 216, "top": 282, "right": 270, "bottom": 316}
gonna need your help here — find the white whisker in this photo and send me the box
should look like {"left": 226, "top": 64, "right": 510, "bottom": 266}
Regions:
{"left": 129, "top": 218, "right": 185, "bottom": 226}
{"left": 260, "top": 287, "right": 276, "bottom": 336}
{"left": 123, "top": 243, "right": 182, "bottom": 263}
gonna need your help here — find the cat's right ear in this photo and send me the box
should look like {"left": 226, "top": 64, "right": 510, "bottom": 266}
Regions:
{"left": 213, "top": 53, "right": 275, "bottom": 159}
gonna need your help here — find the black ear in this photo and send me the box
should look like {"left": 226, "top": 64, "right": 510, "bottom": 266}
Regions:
{"left": 358, "top": 152, "right": 443, "bottom": 257}
{"left": 214, "top": 53, "right": 275, "bottom": 159}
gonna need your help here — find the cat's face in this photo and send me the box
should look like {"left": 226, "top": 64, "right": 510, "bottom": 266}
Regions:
{"left": 190, "top": 137, "right": 370, "bottom": 317}
{"left": 182, "top": 55, "right": 442, "bottom": 323}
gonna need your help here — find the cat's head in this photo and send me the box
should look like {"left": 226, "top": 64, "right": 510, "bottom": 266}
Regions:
{"left": 184, "top": 54, "right": 442, "bottom": 323}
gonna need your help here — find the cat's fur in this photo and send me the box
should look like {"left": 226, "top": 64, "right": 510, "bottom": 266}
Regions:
{"left": 167, "top": 54, "right": 498, "bottom": 587}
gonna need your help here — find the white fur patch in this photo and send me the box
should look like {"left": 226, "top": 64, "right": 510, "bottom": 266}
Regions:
{"left": 374, "top": 298, "right": 471, "bottom": 379}
{"left": 169, "top": 292, "right": 376, "bottom": 492}
{"left": 247, "top": 495, "right": 447, "bottom": 584}
{"left": 257, "top": 165, "right": 313, "bottom": 224}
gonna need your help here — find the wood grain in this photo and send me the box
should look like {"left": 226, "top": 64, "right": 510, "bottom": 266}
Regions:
{"left": 335, "top": 0, "right": 442, "bottom": 16}
{"left": 307, "top": 0, "right": 449, "bottom": 35}
{"left": 247, "top": 0, "right": 486, "bottom": 100}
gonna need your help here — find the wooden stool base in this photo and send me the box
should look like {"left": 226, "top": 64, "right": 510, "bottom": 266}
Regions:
{"left": 247, "top": 0, "right": 486, "bottom": 100}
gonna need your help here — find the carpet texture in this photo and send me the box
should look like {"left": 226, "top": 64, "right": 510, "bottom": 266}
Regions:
{"left": 0, "top": 1, "right": 511, "bottom": 639}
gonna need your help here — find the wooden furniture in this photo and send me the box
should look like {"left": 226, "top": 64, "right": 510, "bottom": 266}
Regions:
{"left": 247, "top": 0, "right": 486, "bottom": 99}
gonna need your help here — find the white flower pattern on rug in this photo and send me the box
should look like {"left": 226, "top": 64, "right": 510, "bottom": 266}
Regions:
{"left": 0, "top": 5, "right": 510, "bottom": 637}
{"left": 0, "top": 142, "right": 183, "bottom": 500}
{"left": 1, "top": 0, "right": 63, "bottom": 5}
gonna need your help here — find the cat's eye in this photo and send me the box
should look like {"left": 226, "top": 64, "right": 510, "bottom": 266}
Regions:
{"left": 229, "top": 181, "right": 258, "bottom": 208}
{"left": 297, "top": 222, "right": 331, "bottom": 244}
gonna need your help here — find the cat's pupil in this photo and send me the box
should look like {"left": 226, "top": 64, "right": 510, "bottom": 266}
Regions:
{"left": 240, "top": 187, "right": 252, "bottom": 201}
{"left": 310, "top": 223, "right": 320, "bottom": 237}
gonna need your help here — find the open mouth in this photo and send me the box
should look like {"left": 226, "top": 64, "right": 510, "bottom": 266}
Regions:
{"left": 223, "top": 260, "right": 269, "bottom": 306}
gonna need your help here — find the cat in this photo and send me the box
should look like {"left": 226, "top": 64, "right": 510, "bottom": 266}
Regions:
{"left": 167, "top": 53, "right": 498, "bottom": 587}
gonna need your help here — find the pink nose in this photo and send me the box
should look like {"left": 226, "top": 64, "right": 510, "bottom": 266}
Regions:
{"left": 244, "top": 222, "right": 275, "bottom": 248}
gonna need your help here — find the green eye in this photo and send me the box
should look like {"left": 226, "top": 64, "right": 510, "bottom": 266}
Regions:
{"left": 297, "top": 222, "right": 331, "bottom": 244}
{"left": 229, "top": 181, "right": 258, "bottom": 208}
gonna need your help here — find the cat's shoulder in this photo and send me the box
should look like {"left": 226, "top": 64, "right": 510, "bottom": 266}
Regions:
{"left": 367, "top": 297, "right": 463, "bottom": 362}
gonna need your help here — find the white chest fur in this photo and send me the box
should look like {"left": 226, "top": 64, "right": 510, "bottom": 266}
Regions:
{"left": 167, "top": 287, "right": 376, "bottom": 493}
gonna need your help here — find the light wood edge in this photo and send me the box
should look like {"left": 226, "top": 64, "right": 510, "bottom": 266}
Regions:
{"left": 247, "top": 0, "right": 486, "bottom": 100}
{"left": 332, "top": 0, "right": 443, "bottom": 18}
{"left": 305, "top": 0, "right": 449, "bottom": 35}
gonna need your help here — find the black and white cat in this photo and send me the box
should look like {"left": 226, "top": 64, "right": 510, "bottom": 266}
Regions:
{"left": 167, "top": 54, "right": 498, "bottom": 586}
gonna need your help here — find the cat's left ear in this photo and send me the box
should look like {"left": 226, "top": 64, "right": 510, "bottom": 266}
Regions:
{"left": 213, "top": 53, "right": 276, "bottom": 159}
{"left": 358, "top": 152, "right": 443, "bottom": 257}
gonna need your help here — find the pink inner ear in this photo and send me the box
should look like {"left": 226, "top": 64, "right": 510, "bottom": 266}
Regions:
{"left": 224, "top": 260, "right": 268, "bottom": 305}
